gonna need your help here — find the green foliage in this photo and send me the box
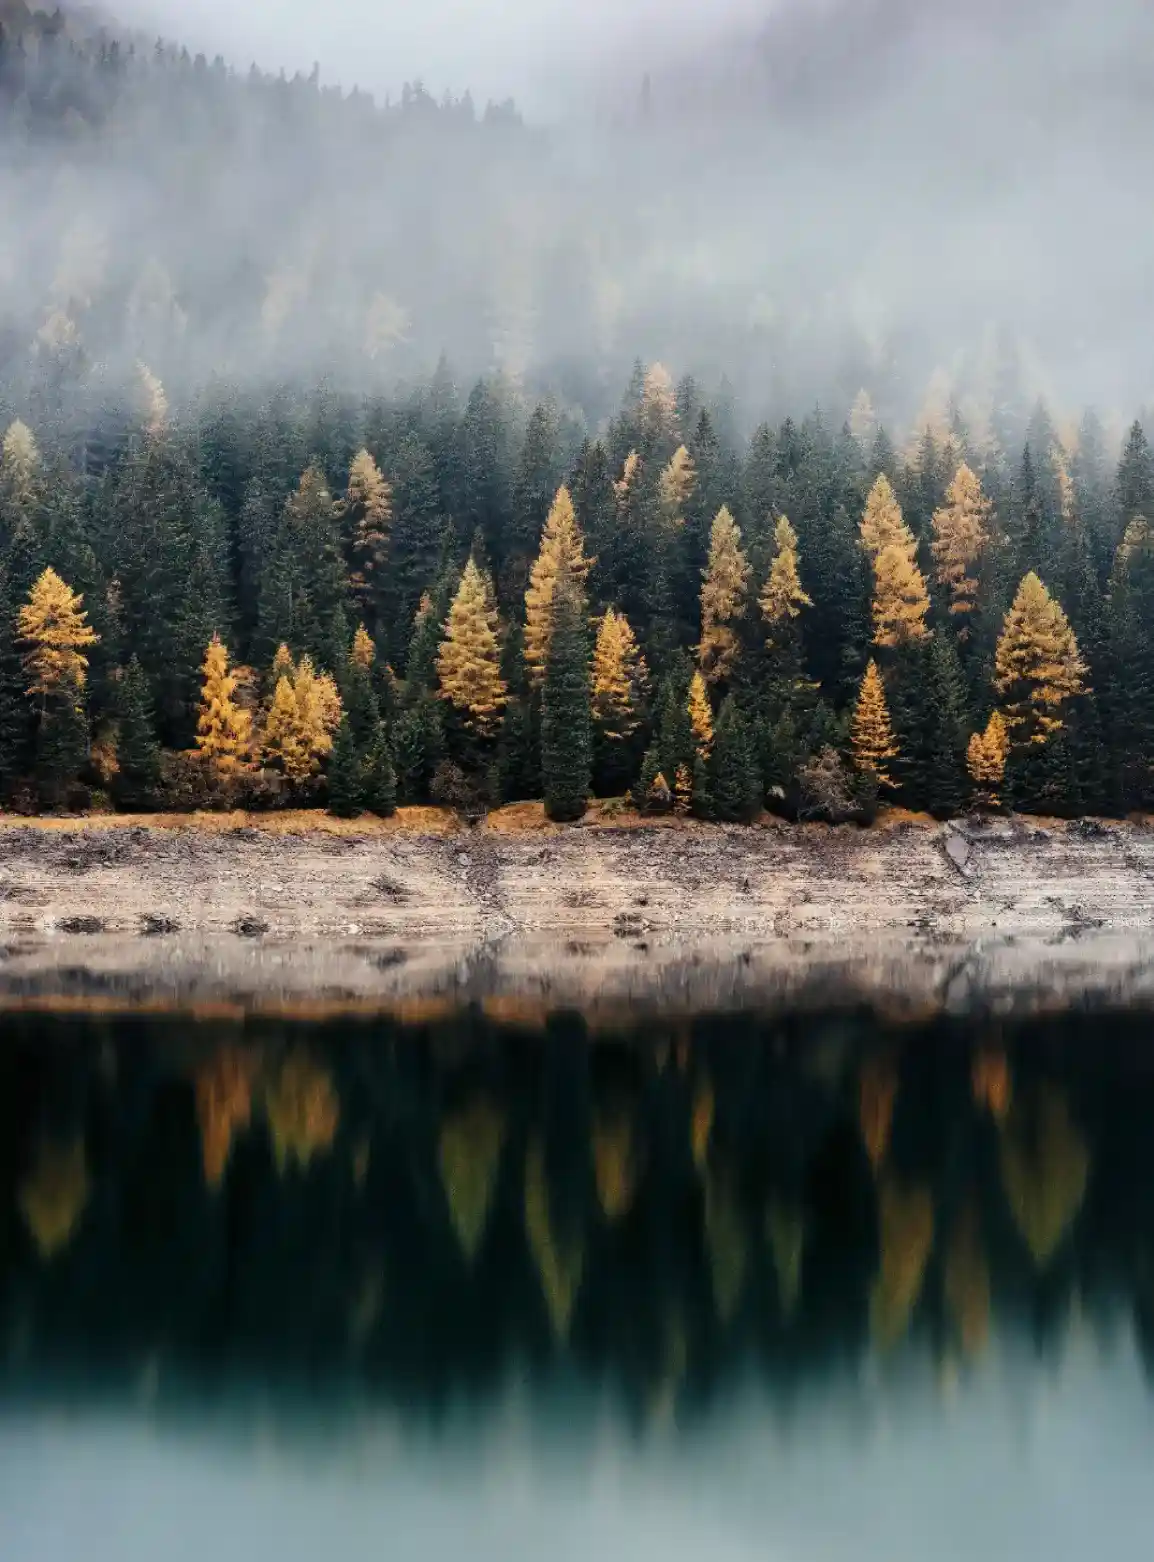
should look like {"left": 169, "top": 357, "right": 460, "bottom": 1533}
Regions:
{"left": 708, "top": 695, "right": 761, "bottom": 822}
{"left": 327, "top": 715, "right": 364, "bottom": 817}
{"left": 112, "top": 656, "right": 161, "bottom": 810}
{"left": 541, "top": 567, "right": 591, "bottom": 822}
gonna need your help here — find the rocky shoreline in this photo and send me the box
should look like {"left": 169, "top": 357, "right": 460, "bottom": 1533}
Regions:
{"left": 0, "top": 810, "right": 1151, "bottom": 1015}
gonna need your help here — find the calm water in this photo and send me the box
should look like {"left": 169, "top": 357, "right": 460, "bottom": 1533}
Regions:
{"left": 3, "top": 1005, "right": 1154, "bottom": 1560}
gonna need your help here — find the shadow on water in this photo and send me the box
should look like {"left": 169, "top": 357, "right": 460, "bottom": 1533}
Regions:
{"left": 4, "top": 1004, "right": 1154, "bottom": 1559}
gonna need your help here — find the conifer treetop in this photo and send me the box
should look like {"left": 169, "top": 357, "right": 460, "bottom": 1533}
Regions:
{"left": 699, "top": 505, "right": 750, "bottom": 684}
{"left": 688, "top": 670, "right": 713, "bottom": 757}
{"left": 18, "top": 567, "right": 99, "bottom": 697}
{"left": 931, "top": 462, "right": 992, "bottom": 618}
{"left": 436, "top": 555, "right": 507, "bottom": 737}
{"left": 195, "top": 633, "right": 252, "bottom": 775}
{"left": 851, "top": 658, "right": 899, "bottom": 786}
{"left": 759, "top": 514, "right": 813, "bottom": 637}
{"left": 524, "top": 484, "right": 591, "bottom": 684}
{"left": 591, "top": 607, "right": 647, "bottom": 741}
{"left": 994, "top": 572, "right": 1087, "bottom": 742}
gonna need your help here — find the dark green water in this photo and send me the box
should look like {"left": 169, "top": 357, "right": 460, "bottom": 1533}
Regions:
{"left": 3, "top": 1006, "right": 1154, "bottom": 1560}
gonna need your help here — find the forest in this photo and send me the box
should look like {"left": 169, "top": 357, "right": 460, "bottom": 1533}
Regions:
{"left": 2, "top": 1007, "right": 1148, "bottom": 1425}
{"left": 2, "top": 3, "right": 1154, "bottom": 823}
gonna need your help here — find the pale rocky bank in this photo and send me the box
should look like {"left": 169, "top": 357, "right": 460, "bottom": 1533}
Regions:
{"left": 0, "top": 808, "right": 1152, "bottom": 1015}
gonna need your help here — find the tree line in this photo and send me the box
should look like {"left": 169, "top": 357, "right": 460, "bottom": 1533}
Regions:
{"left": 1, "top": 360, "right": 1152, "bottom": 821}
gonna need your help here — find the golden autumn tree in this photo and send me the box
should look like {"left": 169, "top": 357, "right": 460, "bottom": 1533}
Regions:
{"left": 19, "top": 567, "right": 98, "bottom": 701}
{"left": 931, "top": 463, "right": 992, "bottom": 620}
{"left": 641, "top": 361, "right": 678, "bottom": 438}
{"left": 262, "top": 1050, "right": 340, "bottom": 1173}
{"left": 261, "top": 652, "right": 342, "bottom": 779}
{"left": 195, "top": 1046, "right": 257, "bottom": 1190}
{"left": 870, "top": 1174, "right": 935, "bottom": 1348}
{"left": 759, "top": 515, "right": 812, "bottom": 642}
{"left": 1, "top": 418, "right": 41, "bottom": 510}
{"left": 591, "top": 607, "right": 647, "bottom": 742}
{"left": 687, "top": 670, "right": 714, "bottom": 757}
{"left": 351, "top": 623, "right": 375, "bottom": 671}
{"left": 966, "top": 710, "right": 1010, "bottom": 805}
{"left": 343, "top": 448, "right": 392, "bottom": 615}
{"left": 657, "top": 444, "right": 696, "bottom": 524}
{"left": 195, "top": 633, "right": 252, "bottom": 776}
{"left": 436, "top": 556, "right": 507, "bottom": 737}
{"left": 136, "top": 360, "right": 168, "bottom": 437}
{"left": 994, "top": 573, "right": 1087, "bottom": 743}
{"left": 850, "top": 659, "right": 899, "bottom": 786}
{"left": 698, "top": 505, "right": 751, "bottom": 684}
{"left": 524, "top": 485, "right": 591, "bottom": 684}
{"left": 860, "top": 475, "right": 930, "bottom": 648}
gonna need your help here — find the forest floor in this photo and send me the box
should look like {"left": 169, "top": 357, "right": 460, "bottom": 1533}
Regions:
{"left": 0, "top": 805, "right": 1153, "bottom": 1016}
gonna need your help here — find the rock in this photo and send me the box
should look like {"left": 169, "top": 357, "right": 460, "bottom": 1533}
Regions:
{"left": 943, "top": 831, "right": 972, "bottom": 876}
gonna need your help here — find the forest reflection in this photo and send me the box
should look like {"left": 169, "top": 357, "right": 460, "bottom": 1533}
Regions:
{"left": 2, "top": 1005, "right": 1152, "bottom": 1432}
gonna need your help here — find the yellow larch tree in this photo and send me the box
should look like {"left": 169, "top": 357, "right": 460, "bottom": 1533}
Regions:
{"left": 687, "top": 670, "right": 713, "bottom": 757}
{"left": 195, "top": 1046, "right": 257, "bottom": 1191}
{"left": 657, "top": 444, "right": 696, "bottom": 524}
{"left": 860, "top": 475, "right": 929, "bottom": 647}
{"left": 262, "top": 1050, "right": 340, "bottom": 1174}
{"left": 19, "top": 567, "right": 98, "bottom": 701}
{"left": 613, "top": 449, "right": 642, "bottom": 509}
{"left": 343, "top": 448, "right": 392, "bottom": 610}
{"left": 966, "top": 710, "right": 1010, "bottom": 804}
{"left": 524, "top": 485, "right": 591, "bottom": 684}
{"left": 351, "top": 623, "right": 375, "bottom": 671}
{"left": 850, "top": 659, "right": 899, "bottom": 786}
{"left": 261, "top": 653, "right": 342, "bottom": 779}
{"left": 136, "top": 360, "right": 168, "bottom": 437}
{"left": 591, "top": 607, "right": 647, "bottom": 741}
{"left": 759, "top": 515, "right": 812, "bottom": 642}
{"left": 931, "top": 463, "right": 992, "bottom": 620}
{"left": 436, "top": 556, "right": 507, "bottom": 736}
{"left": 641, "top": 361, "right": 678, "bottom": 438}
{"left": 993, "top": 573, "right": 1087, "bottom": 744}
{"left": 2, "top": 418, "right": 41, "bottom": 509}
{"left": 195, "top": 633, "right": 252, "bottom": 775}
{"left": 698, "top": 505, "right": 750, "bottom": 683}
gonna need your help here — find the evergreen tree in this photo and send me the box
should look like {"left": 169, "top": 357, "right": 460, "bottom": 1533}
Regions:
{"left": 509, "top": 401, "right": 563, "bottom": 599}
{"left": 259, "top": 462, "right": 350, "bottom": 672}
{"left": 698, "top": 505, "right": 750, "bottom": 685}
{"left": 363, "top": 722, "right": 397, "bottom": 816}
{"left": 112, "top": 655, "right": 160, "bottom": 809}
{"left": 0, "top": 574, "right": 30, "bottom": 795}
{"left": 541, "top": 564, "right": 591, "bottom": 822}
{"left": 327, "top": 715, "right": 364, "bottom": 817}
{"left": 707, "top": 694, "right": 760, "bottom": 822}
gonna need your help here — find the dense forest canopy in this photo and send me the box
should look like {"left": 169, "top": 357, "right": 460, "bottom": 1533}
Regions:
{"left": 2, "top": 1, "right": 1154, "bottom": 820}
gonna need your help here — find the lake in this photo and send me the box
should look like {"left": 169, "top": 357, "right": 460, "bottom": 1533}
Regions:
{"left": 3, "top": 1004, "right": 1153, "bottom": 1559}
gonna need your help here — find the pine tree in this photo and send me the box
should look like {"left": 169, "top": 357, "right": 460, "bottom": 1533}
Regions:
{"left": 967, "top": 710, "right": 1010, "bottom": 807}
{"left": 698, "top": 505, "right": 750, "bottom": 684}
{"left": 707, "top": 695, "right": 761, "bottom": 821}
{"left": 112, "top": 655, "right": 160, "bottom": 809}
{"left": 0, "top": 574, "right": 30, "bottom": 795}
{"left": 436, "top": 556, "right": 507, "bottom": 737}
{"left": 994, "top": 573, "right": 1087, "bottom": 745}
{"left": 363, "top": 723, "right": 398, "bottom": 816}
{"left": 195, "top": 634, "right": 252, "bottom": 777}
{"left": 1104, "top": 518, "right": 1154, "bottom": 808}
{"left": 327, "top": 715, "right": 364, "bottom": 817}
{"left": 851, "top": 660, "right": 899, "bottom": 787}
{"left": 931, "top": 463, "right": 992, "bottom": 622}
{"left": 687, "top": 670, "right": 713, "bottom": 757}
{"left": 541, "top": 564, "right": 591, "bottom": 822}
{"left": 524, "top": 486, "right": 591, "bottom": 684}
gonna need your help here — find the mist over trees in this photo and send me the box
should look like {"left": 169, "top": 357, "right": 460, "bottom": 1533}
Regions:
{"left": 1, "top": 1, "right": 1154, "bottom": 819}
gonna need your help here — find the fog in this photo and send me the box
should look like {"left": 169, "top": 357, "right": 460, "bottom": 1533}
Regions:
{"left": 3, "top": 0, "right": 1154, "bottom": 436}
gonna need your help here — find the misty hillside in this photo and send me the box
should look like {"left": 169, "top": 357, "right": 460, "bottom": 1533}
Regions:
{"left": 3, "top": 0, "right": 1153, "bottom": 429}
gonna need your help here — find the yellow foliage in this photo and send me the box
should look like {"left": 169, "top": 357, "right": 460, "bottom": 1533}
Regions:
{"left": 944, "top": 1202, "right": 991, "bottom": 1357}
{"left": 524, "top": 1139, "right": 584, "bottom": 1341}
{"left": 966, "top": 710, "right": 1010, "bottom": 803}
{"left": 646, "top": 770, "right": 672, "bottom": 812}
{"left": 591, "top": 608, "right": 647, "bottom": 741}
{"left": 851, "top": 660, "right": 899, "bottom": 787}
{"left": 439, "top": 1097, "right": 506, "bottom": 1262}
{"left": 766, "top": 1198, "right": 805, "bottom": 1318}
{"left": 861, "top": 476, "right": 929, "bottom": 647}
{"left": 699, "top": 505, "right": 750, "bottom": 683}
{"left": 263, "top": 1050, "right": 340, "bottom": 1173}
{"left": 2, "top": 418, "right": 40, "bottom": 502}
{"left": 759, "top": 515, "right": 812, "bottom": 642}
{"left": 994, "top": 573, "right": 1087, "bottom": 743}
{"left": 860, "top": 1054, "right": 898, "bottom": 1170}
{"left": 592, "top": 1113, "right": 636, "bottom": 1222}
{"left": 19, "top": 1136, "right": 89, "bottom": 1259}
{"left": 658, "top": 444, "right": 695, "bottom": 522}
{"left": 673, "top": 762, "right": 693, "bottom": 816}
{"left": 195, "top": 1045, "right": 257, "bottom": 1190}
{"left": 436, "top": 557, "right": 507, "bottom": 736}
{"left": 704, "top": 1167, "right": 747, "bottom": 1323}
{"left": 972, "top": 1049, "right": 1013, "bottom": 1121}
{"left": 687, "top": 671, "right": 713, "bottom": 758}
{"left": 18, "top": 567, "right": 98, "bottom": 697}
{"left": 261, "top": 653, "right": 342, "bottom": 778}
{"left": 613, "top": 449, "right": 642, "bottom": 509}
{"left": 860, "top": 474, "right": 908, "bottom": 561}
{"left": 931, "top": 463, "right": 992, "bottom": 619}
{"left": 344, "top": 448, "right": 392, "bottom": 603}
{"left": 1000, "top": 1085, "right": 1089, "bottom": 1268}
{"left": 195, "top": 634, "right": 252, "bottom": 775}
{"left": 524, "top": 485, "right": 591, "bottom": 683}
{"left": 351, "top": 624, "right": 376, "bottom": 671}
{"left": 642, "top": 362, "right": 677, "bottom": 433}
{"left": 870, "top": 1175, "right": 935, "bottom": 1348}
{"left": 136, "top": 360, "right": 168, "bottom": 436}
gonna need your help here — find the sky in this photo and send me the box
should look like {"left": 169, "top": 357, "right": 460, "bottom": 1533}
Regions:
{"left": 101, "top": 0, "right": 778, "bottom": 110}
